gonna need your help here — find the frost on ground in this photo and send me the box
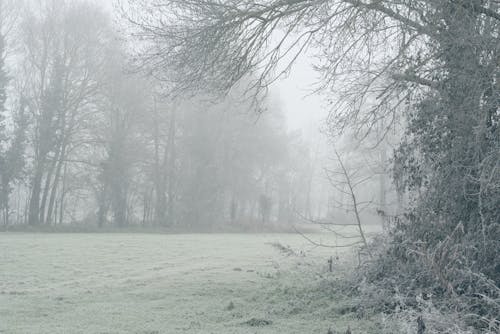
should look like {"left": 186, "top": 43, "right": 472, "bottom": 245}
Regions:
{"left": 0, "top": 232, "right": 379, "bottom": 334}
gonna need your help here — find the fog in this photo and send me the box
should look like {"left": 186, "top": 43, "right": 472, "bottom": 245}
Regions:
{"left": 0, "top": 0, "right": 393, "bottom": 231}
{"left": 1, "top": 1, "right": 497, "bottom": 333}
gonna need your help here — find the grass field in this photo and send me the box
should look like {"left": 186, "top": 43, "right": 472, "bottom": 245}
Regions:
{"left": 0, "top": 232, "right": 378, "bottom": 334}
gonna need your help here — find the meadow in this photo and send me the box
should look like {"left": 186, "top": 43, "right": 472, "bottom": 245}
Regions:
{"left": 0, "top": 232, "right": 379, "bottom": 334}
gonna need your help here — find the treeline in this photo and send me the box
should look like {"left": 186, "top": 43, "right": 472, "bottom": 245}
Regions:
{"left": 0, "top": 1, "right": 315, "bottom": 229}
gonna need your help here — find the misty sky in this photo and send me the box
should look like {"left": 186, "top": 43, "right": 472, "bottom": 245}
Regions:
{"left": 272, "top": 58, "right": 327, "bottom": 137}
{"left": 100, "top": 0, "right": 327, "bottom": 139}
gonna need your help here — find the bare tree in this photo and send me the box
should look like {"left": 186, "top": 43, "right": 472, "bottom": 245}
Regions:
{"left": 330, "top": 150, "right": 370, "bottom": 254}
{"left": 123, "top": 1, "right": 445, "bottom": 132}
{"left": 21, "top": 1, "right": 112, "bottom": 225}
{"left": 295, "top": 148, "right": 373, "bottom": 254}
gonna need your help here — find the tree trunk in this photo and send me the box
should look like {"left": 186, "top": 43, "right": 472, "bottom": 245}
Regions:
{"left": 39, "top": 153, "right": 58, "bottom": 224}
{"left": 0, "top": 176, "right": 8, "bottom": 225}
{"left": 46, "top": 144, "right": 66, "bottom": 225}
{"left": 379, "top": 139, "right": 388, "bottom": 227}
{"left": 28, "top": 161, "right": 45, "bottom": 225}
{"left": 2, "top": 192, "right": 8, "bottom": 226}
{"left": 97, "top": 198, "right": 107, "bottom": 228}
{"left": 58, "top": 164, "right": 67, "bottom": 225}
{"left": 166, "top": 106, "right": 176, "bottom": 225}
{"left": 153, "top": 102, "right": 168, "bottom": 226}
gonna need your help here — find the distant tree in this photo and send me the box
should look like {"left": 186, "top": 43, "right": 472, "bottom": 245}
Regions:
{"left": 20, "top": 1, "right": 112, "bottom": 225}
{"left": 95, "top": 43, "right": 151, "bottom": 227}
{"left": 0, "top": 16, "right": 9, "bottom": 223}
{"left": 0, "top": 99, "right": 28, "bottom": 225}
{"left": 0, "top": 0, "right": 315, "bottom": 232}
{"left": 258, "top": 194, "right": 272, "bottom": 224}
{"left": 0, "top": 1, "right": 27, "bottom": 225}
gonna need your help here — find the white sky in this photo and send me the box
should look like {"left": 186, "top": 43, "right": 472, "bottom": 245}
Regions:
{"left": 100, "top": 0, "right": 328, "bottom": 140}
{"left": 272, "top": 58, "right": 327, "bottom": 137}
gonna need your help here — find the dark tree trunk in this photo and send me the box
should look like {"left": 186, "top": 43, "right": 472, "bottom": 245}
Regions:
{"left": 45, "top": 136, "right": 67, "bottom": 225}
{"left": 28, "top": 163, "right": 45, "bottom": 225}
{"left": 58, "top": 164, "right": 67, "bottom": 225}
{"left": 39, "top": 150, "right": 59, "bottom": 224}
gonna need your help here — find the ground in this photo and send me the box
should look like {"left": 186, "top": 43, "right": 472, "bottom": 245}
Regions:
{"left": 0, "top": 232, "right": 380, "bottom": 334}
